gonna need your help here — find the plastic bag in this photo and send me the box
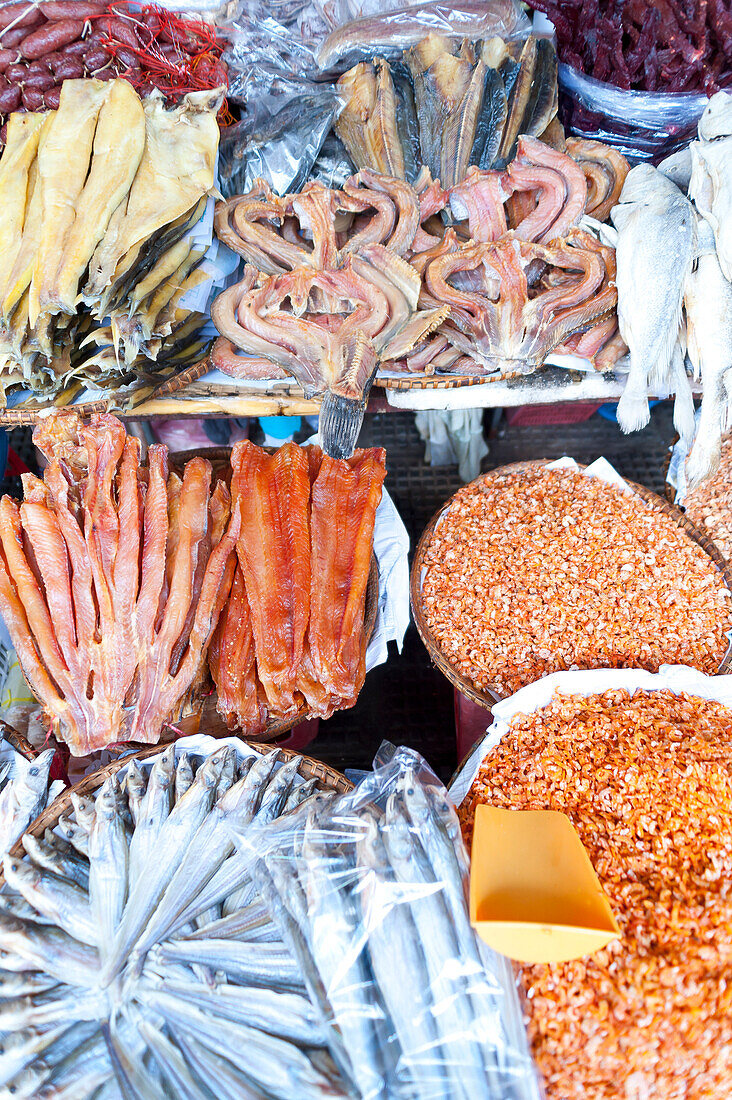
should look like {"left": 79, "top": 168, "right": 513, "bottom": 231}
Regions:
{"left": 217, "top": 0, "right": 326, "bottom": 78}
{"left": 219, "top": 70, "right": 342, "bottom": 196}
{"left": 316, "top": 0, "right": 531, "bottom": 71}
{"left": 235, "top": 742, "right": 541, "bottom": 1100}
{"left": 559, "top": 62, "right": 708, "bottom": 161}
{"left": 309, "top": 131, "right": 355, "bottom": 189}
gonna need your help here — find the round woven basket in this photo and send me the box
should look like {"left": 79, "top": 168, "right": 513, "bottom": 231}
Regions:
{"left": 0, "top": 718, "right": 35, "bottom": 761}
{"left": 8, "top": 740, "right": 352, "bottom": 862}
{"left": 411, "top": 459, "right": 732, "bottom": 710}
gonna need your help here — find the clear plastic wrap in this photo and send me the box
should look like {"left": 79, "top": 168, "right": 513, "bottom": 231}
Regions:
{"left": 308, "top": 131, "right": 355, "bottom": 188}
{"left": 316, "top": 0, "right": 531, "bottom": 71}
{"left": 559, "top": 62, "right": 708, "bottom": 161}
{"left": 219, "top": 69, "right": 342, "bottom": 196}
{"left": 235, "top": 742, "right": 541, "bottom": 1100}
{"left": 217, "top": 0, "right": 326, "bottom": 78}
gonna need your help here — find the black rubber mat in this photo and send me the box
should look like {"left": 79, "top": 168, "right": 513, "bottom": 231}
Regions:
{"left": 307, "top": 401, "right": 677, "bottom": 782}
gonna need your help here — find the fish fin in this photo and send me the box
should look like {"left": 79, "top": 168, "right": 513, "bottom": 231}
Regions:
{"left": 616, "top": 388, "right": 651, "bottom": 433}
{"left": 670, "top": 347, "right": 696, "bottom": 445}
{"left": 319, "top": 390, "right": 367, "bottom": 459}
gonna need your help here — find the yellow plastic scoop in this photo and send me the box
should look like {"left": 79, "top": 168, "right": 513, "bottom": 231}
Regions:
{"left": 469, "top": 805, "right": 620, "bottom": 964}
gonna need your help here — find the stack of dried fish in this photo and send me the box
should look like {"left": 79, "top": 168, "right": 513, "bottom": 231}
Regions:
{"left": 610, "top": 91, "right": 732, "bottom": 488}
{"left": 0, "top": 412, "right": 240, "bottom": 756}
{"left": 335, "top": 34, "right": 558, "bottom": 187}
{"left": 210, "top": 440, "right": 385, "bottom": 733}
{"left": 0, "top": 740, "right": 351, "bottom": 1099}
{"left": 213, "top": 135, "right": 627, "bottom": 397}
{"left": 241, "top": 744, "right": 541, "bottom": 1099}
{"left": 0, "top": 745, "right": 56, "bottom": 857}
{"left": 212, "top": 171, "right": 448, "bottom": 454}
{"left": 0, "top": 78, "right": 222, "bottom": 405}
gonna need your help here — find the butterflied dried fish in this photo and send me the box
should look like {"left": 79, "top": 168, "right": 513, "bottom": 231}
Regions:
{"left": 0, "top": 413, "right": 239, "bottom": 755}
{"left": 336, "top": 33, "right": 558, "bottom": 186}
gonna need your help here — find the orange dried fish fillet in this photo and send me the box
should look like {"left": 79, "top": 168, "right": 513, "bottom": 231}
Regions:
{"left": 0, "top": 412, "right": 239, "bottom": 754}
{"left": 209, "top": 561, "right": 267, "bottom": 735}
{"left": 231, "top": 441, "right": 311, "bottom": 717}
{"left": 306, "top": 447, "right": 385, "bottom": 709}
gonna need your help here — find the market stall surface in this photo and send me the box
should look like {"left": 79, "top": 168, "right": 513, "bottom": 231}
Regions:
{"left": 0, "top": 405, "right": 675, "bottom": 782}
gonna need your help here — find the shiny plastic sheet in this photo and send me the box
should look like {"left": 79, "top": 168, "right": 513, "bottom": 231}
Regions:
{"left": 559, "top": 63, "right": 708, "bottom": 161}
{"left": 235, "top": 743, "right": 541, "bottom": 1100}
{"left": 219, "top": 70, "right": 342, "bottom": 196}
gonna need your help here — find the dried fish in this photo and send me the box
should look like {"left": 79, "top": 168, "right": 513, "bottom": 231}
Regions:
{"left": 0, "top": 742, "right": 351, "bottom": 1098}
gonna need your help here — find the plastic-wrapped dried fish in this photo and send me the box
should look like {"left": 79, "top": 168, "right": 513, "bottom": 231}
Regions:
{"left": 0, "top": 738, "right": 349, "bottom": 1100}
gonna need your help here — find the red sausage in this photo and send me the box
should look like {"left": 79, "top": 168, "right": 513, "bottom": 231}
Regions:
{"left": 43, "top": 82, "right": 60, "bottom": 107}
{"left": 39, "top": 2, "right": 105, "bottom": 17}
{"left": 89, "top": 61, "right": 113, "bottom": 79}
{"left": 21, "top": 84, "right": 43, "bottom": 107}
{"left": 23, "top": 66, "right": 52, "bottom": 87}
{"left": 0, "top": 48, "right": 19, "bottom": 70}
{"left": 60, "top": 36, "right": 91, "bottom": 55}
{"left": 101, "top": 15, "right": 138, "bottom": 48}
{"left": 1, "top": 21, "right": 42, "bottom": 48}
{"left": 82, "top": 44, "right": 107, "bottom": 69}
{"left": 0, "top": 123, "right": 7, "bottom": 144}
{"left": 6, "top": 61, "right": 27, "bottom": 80}
{"left": 28, "top": 56, "right": 51, "bottom": 72}
{"left": 0, "top": 3, "right": 44, "bottom": 30}
{"left": 50, "top": 52, "right": 82, "bottom": 78}
{"left": 21, "top": 19, "right": 84, "bottom": 59}
{"left": 114, "top": 44, "right": 138, "bottom": 68}
{"left": 0, "top": 83, "right": 21, "bottom": 110}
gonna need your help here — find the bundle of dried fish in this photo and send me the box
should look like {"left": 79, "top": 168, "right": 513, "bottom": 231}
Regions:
{"left": 0, "top": 80, "right": 222, "bottom": 405}
{"left": 210, "top": 441, "right": 386, "bottom": 732}
{"left": 240, "top": 744, "right": 541, "bottom": 1099}
{"left": 213, "top": 174, "right": 444, "bottom": 453}
{"left": 610, "top": 92, "right": 732, "bottom": 488}
{"left": 0, "top": 740, "right": 350, "bottom": 1099}
{"left": 335, "top": 33, "right": 558, "bottom": 187}
{"left": 0, "top": 746, "right": 57, "bottom": 858}
{"left": 0, "top": 412, "right": 239, "bottom": 756}
{"left": 212, "top": 248, "right": 445, "bottom": 452}
{"left": 412, "top": 228, "right": 618, "bottom": 376}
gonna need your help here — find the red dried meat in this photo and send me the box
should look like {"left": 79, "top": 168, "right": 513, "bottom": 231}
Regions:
{"left": 231, "top": 441, "right": 312, "bottom": 718}
{"left": 0, "top": 412, "right": 239, "bottom": 754}
{"left": 305, "top": 448, "right": 386, "bottom": 710}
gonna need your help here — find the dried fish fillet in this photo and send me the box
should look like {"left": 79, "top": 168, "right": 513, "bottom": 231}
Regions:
{"left": 304, "top": 449, "right": 385, "bottom": 711}
{"left": 231, "top": 441, "right": 311, "bottom": 718}
{"left": 0, "top": 413, "right": 239, "bottom": 754}
{"left": 48, "top": 80, "right": 146, "bottom": 316}
{"left": 29, "top": 79, "right": 109, "bottom": 328}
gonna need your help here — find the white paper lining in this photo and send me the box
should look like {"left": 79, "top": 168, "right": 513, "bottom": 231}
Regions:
{"left": 449, "top": 665, "right": 732, "bottom": 807}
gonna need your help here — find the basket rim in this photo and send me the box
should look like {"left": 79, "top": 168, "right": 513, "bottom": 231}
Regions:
{"left": 410, "top": 458, "right": 732, "bottom": 711}
{"left": 8, "top": 739, "right": 352, "bottom": 861}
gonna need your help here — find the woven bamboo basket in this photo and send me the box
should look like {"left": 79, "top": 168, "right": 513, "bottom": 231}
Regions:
{"left": 0, "top": 718, "right": 35, "bottom": 761}
{"left": 7, "top": 740, "right": 352, "bottom": 862}
{"left": 411, "top": 458, "right": 732, "bottom": 710}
